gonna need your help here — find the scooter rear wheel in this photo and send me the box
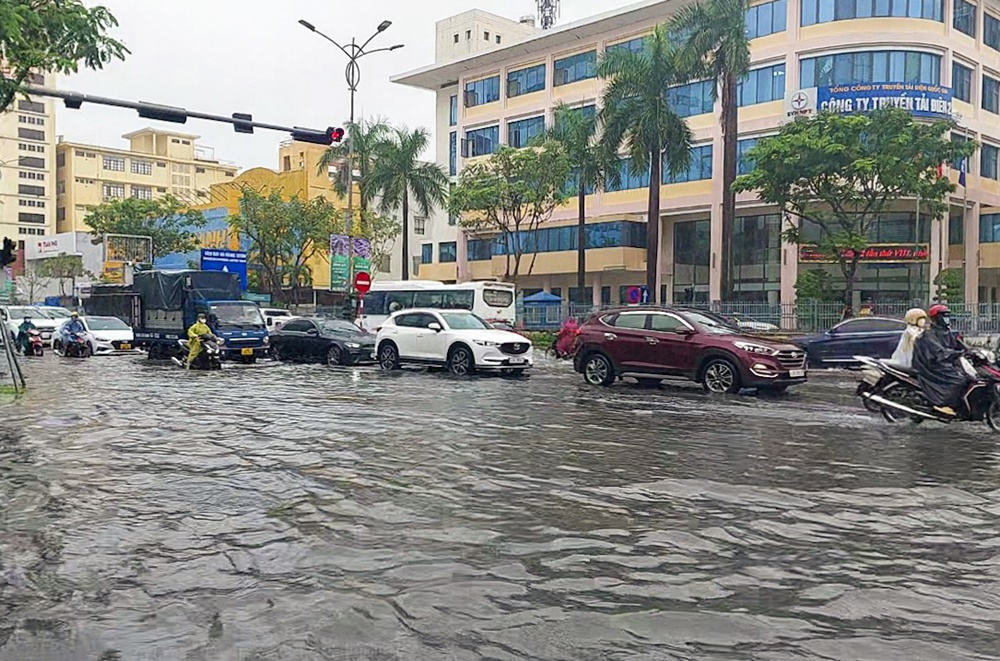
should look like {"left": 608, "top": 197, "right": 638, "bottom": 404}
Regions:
{"left": 880, "top": 382, "right": 914, "bottom": 423}
{"left": 986, "top": 398, "right": 1000, "bottom": 432}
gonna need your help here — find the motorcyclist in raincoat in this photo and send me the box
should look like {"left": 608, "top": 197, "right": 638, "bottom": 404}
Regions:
{"left": 889, "top": 308, "right": 927, "bottom": 368}
{"left": 16, "top": 317, "right": 35, "bottom": 354}
{"left": 912, "top": 304, "right": 968, "bottom": 416}
{"left": 186, "top": 313, "right": 213, "bottom": 369}
{"left": 60, "top": 311, "right": 86, "bottom": 346}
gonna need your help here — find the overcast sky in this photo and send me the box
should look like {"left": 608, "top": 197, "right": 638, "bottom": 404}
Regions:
{"left": 56, "top": 0, "right": 614, "bottom": 170}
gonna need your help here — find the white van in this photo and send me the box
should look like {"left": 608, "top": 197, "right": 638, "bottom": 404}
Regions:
{"left": 260, "top": 308, "right": 297, "bottom": 331}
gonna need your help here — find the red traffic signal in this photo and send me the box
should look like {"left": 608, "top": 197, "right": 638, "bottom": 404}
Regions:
{"left": 290, "top": 126, "right": 346, "bottom": 145}
{"left": 330, "top": 127, "right": 345, "bottom": 142}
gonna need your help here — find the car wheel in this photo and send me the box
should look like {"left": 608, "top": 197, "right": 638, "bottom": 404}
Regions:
{"left": 378, "top": 342, "right": 400, "bottom": 370}
{"left": 702, "top": 358, "right": 741, "bottom": 394}
{"left": 326, "top": 345, "right": 344, "bottom": 366}
{"left": 271, "top": 344, "right": 284, "bottom": 361}
{"left": 447, "top": 345, "right": 475, "bottom": 376}
{"left": 582, "top": 353, "right": 615, "bottom": 386}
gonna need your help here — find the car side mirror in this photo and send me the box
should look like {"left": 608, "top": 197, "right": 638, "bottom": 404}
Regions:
{"left": 307, "top": 327, "right": 319, "bottom": 335}
{"left": 675, "top": 327, "right": 694, "bottom": 336}
{"left": 428, "top": 322, "right": 442, "bottom": 332}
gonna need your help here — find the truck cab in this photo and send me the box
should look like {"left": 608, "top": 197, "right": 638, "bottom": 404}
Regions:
{"left": 205, "top": 300, "right": 269, "bottom": 362}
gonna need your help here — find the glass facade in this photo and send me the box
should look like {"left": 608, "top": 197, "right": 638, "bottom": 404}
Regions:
{"left": 981, "top": 214, "right": 1000, "bottom": 243}
{"left": 662, "top": 144, "right": 714, "bottom": 184}
{"left": 421, "top": 244, "right": 433, "bottom": 264}
{"left": 465, "top": 125, "right": 499, "bottom": 157}
{"left": 449, "top": 95, "right": 458, "bottom": 126}
{"left": 507, "top": 64, "right": 546, "bottom": 97}
{"left": 449, "top": 132, "right": 456, "bottom": 176}
{"left": 949, "top": 214, "right": 964, "bottom": 245}
{"left": 800, "top": 50, "right": 941, "bottom": 87}
{"left": 554, "top": 51, "right": 597, "bottom": 86}
{"left": 564, "top": 168, "right": 596, "bottom": 196}
{"left": 746, "top": 0, "right": 787, "bottom": 38}
{"left": 987, "top": 14, "right": 1000, "bottom": 51}
{"left": 984, "top": 75, "right": 1000, "bottom": 114}
{"left": 464, "top": 76, "right": 500, "bottom": 107}
{"left": 667, "top": 80, "right": 715, "bottom": 118}
{"left": 606, "top": 158, "right": 650, "bottom": 192}
{"left": 953, "top": 62, "right": 973, "bottom": 102}
{"left": 673, "top": 220, "right": 710, "bottom": 303}
{"left": 508, "top": 116, "right": 545, "bottom": 148}
{"left": 439, "top": 242, "right": 457, "bottom": 263}
{"left": 737, "top": 64, "right": 786, "bottom": 106}
{"left": 982, "top": 143, "right": 999, "bottom": 180}
{"left": 737, "top": 138, "right": 759, "bottom": 175}
{"left": 466, "top": 221, "right": 647, "bottom": 259}
{"left": 731, "top": 214, "right": 782, "bottom": 301}
{"left": 802, "top": 0, "right": 943, "bottom": 25}
{"left": 606, "top": 36, "right": 647, "bottom": 54}
{"left": 954, "top": 0, "right": 976, "bottom": 36}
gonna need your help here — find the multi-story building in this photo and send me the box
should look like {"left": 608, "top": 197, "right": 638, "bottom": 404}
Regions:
{"left": 55, "top": 128, "right": 239, "bottom": 234}
{"left": 0, "top": 70, "right": 58, "bottom": 269}
{"left": 393, "top": 0, "right": 1000, "bottom": 308}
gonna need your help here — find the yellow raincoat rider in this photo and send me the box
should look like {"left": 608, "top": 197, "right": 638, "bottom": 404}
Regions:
{"left": 186, "top": 313, "right": 212, "bottom": 368}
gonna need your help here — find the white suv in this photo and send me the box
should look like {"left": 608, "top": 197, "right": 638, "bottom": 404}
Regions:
{"left": 375, "top": 309, "right": 533, "bottom": 376}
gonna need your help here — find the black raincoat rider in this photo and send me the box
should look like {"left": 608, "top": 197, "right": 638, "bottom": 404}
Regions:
{"left": 912, "top": 304, "right": 969, "bottom": 416}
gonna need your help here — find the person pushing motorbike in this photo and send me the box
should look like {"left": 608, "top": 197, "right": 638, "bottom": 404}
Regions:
{"left": 912, "top": 304, "right": 969, "bottom": 416}
{"left": 186, "top": 313, "right": 215, "bottom": 369}
{"left": 16, "top": 316, "right": 36, "bottom": 355}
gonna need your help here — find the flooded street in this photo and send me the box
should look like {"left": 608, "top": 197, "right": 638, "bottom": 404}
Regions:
{"left": 3, "top": 356, "right": 1000, "bottom": 660}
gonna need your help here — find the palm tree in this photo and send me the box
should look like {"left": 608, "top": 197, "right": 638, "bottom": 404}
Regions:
{"left": 670, "top": 0, "right": 751, "bottom": 300}
{"left": 317, "top": 116, "right": 390, "bottom": 214}
{"left": 368, "top": 126, "right": 448, "bottom": 280}
{"left": 541, "top": 104, "right": 620, "bottom": 306}
{"left": 598, "top": 24, "right": 694, "bottom": 303}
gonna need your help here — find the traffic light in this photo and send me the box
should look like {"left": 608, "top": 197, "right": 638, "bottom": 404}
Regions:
{"left": 0, "top": 238, "right": 15, "bottom": 267}
{"left": 290, "top": 126, "right": 345, "bottom": 145}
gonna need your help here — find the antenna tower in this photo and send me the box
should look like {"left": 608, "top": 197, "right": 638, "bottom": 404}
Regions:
{"left": 537, "top": 0, "right": 560, "bottom": 29}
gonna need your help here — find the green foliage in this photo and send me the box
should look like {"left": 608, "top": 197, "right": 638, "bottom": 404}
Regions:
{"left": 357, "top": 210, "right": 402, "bottom": 277}
{"left": 0, "top": 0, "right": 128, "bottom": 111}
{"left": 449, "top": 143, "right": 571, "bottom": 281}
{"left": 84, "top": 195, "right": 206, "bottom": 260}
{"left": 734, "top": 107, "right": 978, "bottom": 304}
{"left": 36, "top": 254, "right": 90, "bottom": 297}
{"left": 317, "top": 117, "right": 390, "bottom": 212}
{"left": 794, "top": 269, "right": 841, "bottom": 302}
{"left": 935, "top": 267, "right": 964, "bottom": 302}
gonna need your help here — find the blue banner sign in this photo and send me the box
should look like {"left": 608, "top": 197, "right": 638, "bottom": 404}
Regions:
{"left": 200, "top": 249, "right": 248, "bottom": 291}
{"left": 817, "top": 83, "right": 952, "bottom": 119}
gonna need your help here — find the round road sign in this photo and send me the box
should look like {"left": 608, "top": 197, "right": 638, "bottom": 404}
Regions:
{"left": 353, "top": 271, "right": 371, "bottom": 295}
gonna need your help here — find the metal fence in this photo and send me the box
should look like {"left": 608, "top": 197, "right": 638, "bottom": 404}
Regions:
{"left": 517, "top": 301, "right": 1000, "bottom": 335}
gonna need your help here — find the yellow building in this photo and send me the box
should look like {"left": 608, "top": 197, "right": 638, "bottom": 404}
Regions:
{"left": 55, "top": 128, "right": 240, "bottom": 233}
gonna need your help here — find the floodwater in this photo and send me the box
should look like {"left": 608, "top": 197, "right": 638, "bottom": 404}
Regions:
{"left": 2, "top": 356, "right": 1000, "bottom": 660}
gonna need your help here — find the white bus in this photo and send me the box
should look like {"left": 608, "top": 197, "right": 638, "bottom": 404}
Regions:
{"left": 358, "top": 281, "right": 516, "bottom": 330}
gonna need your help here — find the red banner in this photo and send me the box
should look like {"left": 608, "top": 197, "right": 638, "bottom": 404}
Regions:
{"left": 798, "top": 244, "right": 929, "bottom": 263}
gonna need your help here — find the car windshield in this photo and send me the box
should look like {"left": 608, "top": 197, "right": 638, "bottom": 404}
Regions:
{"left": 8, "top": 307, "right": 40, "bottom": 319}
{"left": 87, "top": 317, "right": 129, "bottom": 331}
{"left": 682, "top": 311, "right": 738, "bottom": 334}
{"left": 441, "top": 312, "right": 490, "bottom": 330}
{"left": 43, "top": 308, "right": 72, "bottom": 318}
{"left": 210, "top": 303, "right": 265, "bottom": 329}
{"left": 321, "top": 320, "right": 366, "bottom": 336}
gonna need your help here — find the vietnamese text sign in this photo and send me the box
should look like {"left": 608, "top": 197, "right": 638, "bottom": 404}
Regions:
{"left": 330, "top": 235, "right": 350, "bottom": 292}
{"left": 786, "top": 83, "right": 953, "bottom": 120}
{"left": 200, "top": 249, "right": 248, "bottom": 290}
{"left": 799, "top": 244, "right": 929, "bottom": 263}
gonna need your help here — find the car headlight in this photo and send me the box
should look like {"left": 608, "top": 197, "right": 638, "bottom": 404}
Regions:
{"left": 345, "top": 342, "right": 360, "bottom": 348}
{"left": 263, "top": 336, "right": 269, "bottom": 345}
{"left": 733, "top": 341, "right": 777, "bottom": 355}
{"left": 473, "top": 339, "right": 500, "bottom": 347}
{"left": 95, "top": 336, "right": 109, "bottom": 342}
{"left": 216, "top": 338, "right": 224, "bottom": 346}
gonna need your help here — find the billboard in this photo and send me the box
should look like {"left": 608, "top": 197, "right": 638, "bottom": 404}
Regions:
{"left": 200, "top": 249, "right": 248, "bottom": 290}
{"left": 798, "top": 244, "right": 929, "bottom": 263}
{"left": 25, "top": 233, "right": 78, "bottom": 260}
{"left": 785, "top": 83, "right": 953, "bottom": 121}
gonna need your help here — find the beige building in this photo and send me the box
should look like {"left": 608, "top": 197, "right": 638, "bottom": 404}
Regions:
{"left": 55, "top": 128, "right": 239, "bottom": 233}
{"left": 0, "top": 70, "right": 58, "bottom": 256}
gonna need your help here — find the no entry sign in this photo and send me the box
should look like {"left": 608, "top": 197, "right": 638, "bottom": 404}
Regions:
{"left": 353, "top": 271, "right": 371, "bottom": 295}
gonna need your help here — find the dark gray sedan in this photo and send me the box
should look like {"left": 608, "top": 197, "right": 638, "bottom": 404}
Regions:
{"left": 270, "top": 318, "right": 375, "bottom": 365}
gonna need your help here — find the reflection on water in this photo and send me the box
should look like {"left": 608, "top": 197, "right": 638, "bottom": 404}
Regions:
{"left": 2, "top": 358, "right": 1000, "bottom": 659}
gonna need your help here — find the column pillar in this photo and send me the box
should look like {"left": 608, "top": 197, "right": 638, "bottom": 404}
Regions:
{"left": 965, "top": 200, "right": 980, "bottom": 307}
{"left": 592, "top": 271, "right": 602, "bottom": 308}
{"left": 456, "top": 230, "right": 469, "bottom": 282}
{"left": 709, "top": 205, "right": 723, "bottom": 302}
{"left": 929, "top": 212, "right": 944, "bottom": 299}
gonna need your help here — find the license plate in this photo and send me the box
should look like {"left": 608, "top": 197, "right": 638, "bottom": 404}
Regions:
{"left": 508, "top": 357, "right": 525, "bottom": 364}
{"left": 120, "top": 343, "right": 131, "bottom": 350}
{"left": 789, "top": 369, "right": 805, "bottom": 378}
{"left": 241, "top": 348, "right": 254, "bottom": 356}
{"left": 41, "top": 333, "right": 50, "bottom": 339}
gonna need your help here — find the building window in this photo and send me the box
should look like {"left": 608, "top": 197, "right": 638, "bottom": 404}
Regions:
{"left": 667, "top": 79, "right": 715, "bottom": 117}
{"left": 746, "top": 0, "right": 787, "bottom": 38}
{"left": 102, "top": 183, "right": 125, "bottom": 199}
{"left": 131, "top": 185, "right": 153, "bottom": 199}
{"left": 19, "top": 143, "right": 44, "bottom": 153}
{"left": 75, "top": 177, "right": 95, "bottom": 185}
{"left": 953, "top": 62, "right": 973, "bottom": 102}
{"left": 737, "top": 138, "right": 759, "bottom": 175}
{"left": 17, "top": 100, "right": 44, "bottom": 113}
{"left": 954, "top": 0, "right": 976, "bottom": 36}
{"left": 449, "top": 95, "right": 458, "bottom": 126}
{"left": 414, "top": 216, "right": 427, "bottom": 235}
{"left": 496, "top": 35, "right": 502, "bottom": 44}
{"left": 448, "top": 183, "right": 457, "bottom": 225}
{"left": 56, "top": 152, "right": 64, "bottom": 167}
{"left": 731, "top": 214, "right": 782, "bottom": 300}
{"left": 181, "top": 140, "right": 190, "bottom": 145}
{"left": 737, "top": 64, "right": 786, "bottom": 106}
{"left": 800, "top": 50, "right": 942, "bottom": 87}
{"left": 19, "top": 156, "right": 44, "bottom": 169}
{"left": 484, "top": 31, "right": 490, "bottom": 40}
{"left": 466, "top": 30, "right": 471, "bottom": 40}
{"left": 17, "top": 128, "right": 44, "bottom": 141}
{"left": 421, "top": 244, "right": 433, "bottom": 264}
{"left": 57, "top": 207, "right": 66, "bottom": 222}
{"left": 463, "top": 125, "right": 500, "bottom": 157}
{"left": 56, "top": 181, "right": 65, "bottom": 194}
{"left": 606, "top": 157, "right": 650, "bottom": 192}
{"left": 454, "top": 33, "right": 459, "bottom": 43}
{"left": 507, "top": 116, "right": 545, "bottom": 148}
{"left": 18, "top": 213, "right": 45, "bottom": 224}
{"left": 467, "top": 221, "right": 646, "bottom": 260}
{"left": 27, "top": 72, "right": 44, "bottom": 85}
{"left": 980, "top": 213, "right": 1000, "bottom": 242}
{"left": 606, "top": 36, "right": 648, "bottom": 55}
{"left": 987, "top": 14, "right": 1000, "bottom": 51}
{"left": 553, "top": 51, "right": 597, "bottom": 86}
{"left": 662, "top": 144, "right": 714, "bottom": 184}
{"left": 439, "top": 242, "right": 457, "bottom": 263}
{"left": 982, "top": 143, "right": 1000, "bottom": 180}
{"left": 555, "top": 104, "right": 597, "bottom": 132}
{"left": 18, "top": 171, "right": 44, "bottom": 180}
{"left": 18, "top": 115, "right": 44, "bottom": 125}
{"left": 103, "top": 156, "right": 125, "bottom": 172}
{"left": 131, "top": 160, "right": 153, "bottom": 175}
{"left": 18, "top": 184, "right": 44, "bottom": 196}
{"left": 18, "top": 199, "right": 45, "bottom": 208}
{"left": 449, "top": 132, "right": 457, "bottom": 176}
{"left": 507, "top": 63, "right": 546, "bottom": 97}
{"left": 984, "top": 75, "right": 1000, "bottom": 113}
{"left": 464, "top": 75, "right": 500, "bottom": 106}
{"left": 674, "top": 220, "right": 710, "bottom": 302}
{"left": 803, "top": 0, "right": 943, "bottom": 24}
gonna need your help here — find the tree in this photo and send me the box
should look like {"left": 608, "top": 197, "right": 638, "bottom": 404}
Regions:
{"left": 84, "top": 195, "right": 206, "bottom": 261}
{"left": 17, "top": 263, "right": 49, "bottom": 303}
{"left": 670, "top": 0, "right": 752, "bottom": 300}
{"left": 449, "top": 143, "right": 571, "bottom": 281}
{"left": 227, "top": 188, "right": 339, "bottom": 303}
{"left": 734, "top": 107, "right": 978, "bottom": 306}
{"left": 367, "top": 126, "right": 448, "bottom": 280}
{"left": 317, "top": 117, "right": 390, "bottom": 215}
{"left": 36, "top": 255, "right": 90, "bottom": 297}
{"left": 0, "top": 0, "right": 128, "bottom": 112}
{"left": 599, "top": 24, "right": 695, "bottom": 302}
{"left": 358, "top": 210, "right": 402, "bottom": 277}
{"left": 541, "top": 104, "right": 620, "bottom": 304}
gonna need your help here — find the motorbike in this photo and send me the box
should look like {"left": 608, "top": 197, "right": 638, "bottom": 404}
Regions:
{"left": 17, "top": 329, "right": 44, "bottom": 357}
{"left": 855, "top": 355, "right": 922, "bottom": 420}
{"left": 548, "top": 318, "right": 581, "bottom": 360}
{"left": 858, "top": 349, "right": 1000, "bottom": 430}
{"left": 171, "top": 334, "right": 223, "bottom": 370}
{"left": 58, "top": 332, "right": 91, "bottom": 358}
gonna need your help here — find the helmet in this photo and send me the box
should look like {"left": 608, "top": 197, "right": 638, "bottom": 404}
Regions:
{"left": 928, "top": 304, "right": 950, "bottom": 326}
{"left": 70, "top": 311, "right": 79, "bottom": 318}
{"left": 904, "top": 308, "right": 927, "bottom": 326}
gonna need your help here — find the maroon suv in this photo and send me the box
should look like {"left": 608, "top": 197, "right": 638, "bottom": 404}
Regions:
{"left": 573, "top": 307, "right": 807, "bottom": 393}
